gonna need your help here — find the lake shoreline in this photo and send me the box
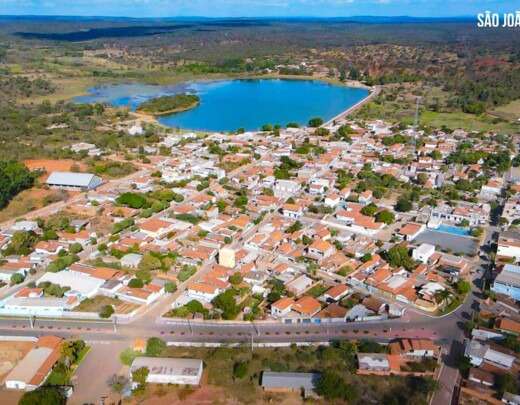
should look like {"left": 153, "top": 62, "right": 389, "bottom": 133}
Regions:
{"left": 76, "top": 77, "right": 372, "bottom": 132}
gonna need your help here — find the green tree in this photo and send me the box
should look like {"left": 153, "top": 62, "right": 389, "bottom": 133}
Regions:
{"left": 212, "top": 290, "right": 240, "bottom": 320}
{"left": 10, "top": 272, "right": 25, "bottom": 285}
{"left": 395, "top": 197, "right": 413, "bottom": 212}
{"left": 308, "top": 117, "right": 324, "bottom": 127}
{"left": 5, "top": 231, "right": 38, "bottom": 255}
{"left": 385, "top": 245, "right": 414, "bottom": 270}
{"left": 145, "top": 337, "right": 166, "bottom": 357}
{"left": 139, "top": 252, "right": 162, "bottom": 272}
{"left": 0, "top": 160, "right": 35, "bottom": 209}
{"left": 229, "top": 272, "right": 243, "bottom": 285}
{"left": 375, "top": 210, "right": 395, "bottom": 224}
{"left": 19, "top": 387, "right": 66, "bottom": 405}
{"left": 315, "top": 370, "right": 358, "bottom": 401}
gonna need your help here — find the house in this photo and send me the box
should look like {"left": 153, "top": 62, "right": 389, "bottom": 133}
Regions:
{"left": 358, "top": 190, "right": 373, "bottom": 205}
{"left": 121, "top": 253, "right": 143, "bottom": 269}
{"left": 186, "top": 282, "right": 223, "bottom": 303}
{"left": 323, "top": 285, "right": 349, "bottom": 302}
{"left": 388, "top": 339, "right": 439, "bottom": 358}
{"left": 34, "top": 240, "right": 66, "bottom": 256}
{"left": 273, "top": 180, "right": 301, "bottom": 198}
{"left": 492, "top": 264, "right": 520, "bottom": 301}
{"left": 243, "top": 271, "right": 268, "bottom": 286}
{"left": 495, "top": 318, "right": 520, "bottom": 336}
{"left": 139, "top": 218, "right": 176, "bottom": 239}
{"left": 335, "top": 204, "right": 385, "bottom": 236}
{"left": 261, "top": 371, "right": 320, "bottom": 398}
{"left": 10, "top": 221, "right": 40, "bottom": 233}
{"left": 397, "top": 223, "right": 425, "bottom": 241}
{"left": 357, "top": 353, "right": 390, "bottom": 374}
{"left": 464, "top": 338, "right": 516, "bottom": 369}
{"left": 117, "top": 282, "right": 164, "bottom": 305}
{"left": 282, "top": 203, "right": 303, "bottom": 219}
{"left": 271, "top": 297, "right": 294, "bottom": 318}
{"left": 307, "top": 239, "right": 335, "bottom": 260}
{"left": 285, "top": 275, "right": 313, "bottom": 296}
{"left": 46, "top": 171, "right": 102, "bottom": 191}
{"left": 292, "top": 296, "right": 321, "bottom": 317}
{"left": 0, "top": 261, "right": 31, "bottom": 283}
{"left": 497, "top": 231, "right": 520, "bottom": 262}
{"left": 130, "top": 357, "right": 203, "bottom": 386}
{"left": 5, "top": 336, "right": 63, "bottom": 391}
{"left": 412, "top": 244, "right": 435, "bottom": 264}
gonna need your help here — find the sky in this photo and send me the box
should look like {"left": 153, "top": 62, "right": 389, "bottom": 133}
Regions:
{"left": 0, "top": 0, "right": 517, "bottom": 18}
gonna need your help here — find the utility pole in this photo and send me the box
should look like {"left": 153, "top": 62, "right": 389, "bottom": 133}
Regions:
{"left": 250, "top": 333, "right": 254, "bottom": 353}
{"left": 29, "top": 315, "right": 34, "bottom": 329}
{"left": 413, "top": 96, "right": 421, "bottom": 131}
{"left": 112, "top": 317, "right": 117, "bottom": 333}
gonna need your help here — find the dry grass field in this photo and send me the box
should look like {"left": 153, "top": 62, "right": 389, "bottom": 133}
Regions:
{"left": 0, "top": 340, "right": 35, "bottom": 382}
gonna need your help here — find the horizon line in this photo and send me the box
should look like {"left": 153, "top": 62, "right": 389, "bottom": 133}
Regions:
{"left": 0, "top": 14, "right": 477, "bottom": 20}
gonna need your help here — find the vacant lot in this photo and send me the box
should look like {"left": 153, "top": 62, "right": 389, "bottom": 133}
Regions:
{"left": 24, "top": 159, "right": 88, "bottom": 181}
{"left": 0, "top": 340, "right": 35, "bottom": 382}
{"left": 490, "top": 99, "right": 520, "bottom": 121}
{"left": 420, "top": 111, "right": 517, "bottom": 134}
{"left": 75, "top": 296, "right": 140, "bottom": 314}
{"left": 0, "top": 188, "right": 67, "bottom": 223}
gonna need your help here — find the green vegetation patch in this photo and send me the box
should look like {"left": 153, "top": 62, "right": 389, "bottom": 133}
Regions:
{"left": 137, "top": 94, "right": 200, "bottom": 116}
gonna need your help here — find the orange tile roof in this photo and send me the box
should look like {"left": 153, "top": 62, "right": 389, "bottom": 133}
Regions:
{"left": 139, "top": 218, "right": 173, "bottom": 233}
{"left": 272, "top": 297, "right": 295, "bottom": 311}
{"left": 309, "top": 239, "right": 333, "bottom": 252}
{"left": 399, "top": 223, "right": 423, "bottom": 236}
{"left": 325, "top": 284, "right": 349, "bottom": 299}
{"left": 293, "top": 296, "right": 321, "bottom": 316}
{"left": 496, "top": 318, "right": 520, "bottom": 335}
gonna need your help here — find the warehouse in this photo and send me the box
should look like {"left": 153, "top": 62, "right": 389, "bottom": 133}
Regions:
{"left": 4, "top": 336, "right": 62, "bottom": 391}
{"left": 46, "top": 171, "right": 102, "bottom": 191}
{"left": 130, "top": 357, "right": 203, "bottom": 386}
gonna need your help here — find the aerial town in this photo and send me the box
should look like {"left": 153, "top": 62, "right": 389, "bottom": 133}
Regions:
{"left": 0, "top": 104, "right": 518, "bottom": 404}
{"left": 0, "top": 3, "right": 520, "bottom": 405}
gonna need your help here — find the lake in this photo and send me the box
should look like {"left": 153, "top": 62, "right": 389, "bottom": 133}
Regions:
{"left": 75, "top": 79, "right": 369, "bottom": 132}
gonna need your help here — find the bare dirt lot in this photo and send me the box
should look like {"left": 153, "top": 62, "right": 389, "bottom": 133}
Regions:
{"left": 0, "top": 340, "right": 35, "bottom": 382}
{"left": 24, "top": 159, "right": 88, "bottom": 181}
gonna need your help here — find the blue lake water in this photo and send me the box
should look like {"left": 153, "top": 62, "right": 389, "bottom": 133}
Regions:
{"left": 74, "top": 79, "right": 369, "bottom": 132}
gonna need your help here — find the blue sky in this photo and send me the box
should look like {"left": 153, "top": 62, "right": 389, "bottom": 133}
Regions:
{"left": 0, "top": 0, "right": 517, "bottom": 18}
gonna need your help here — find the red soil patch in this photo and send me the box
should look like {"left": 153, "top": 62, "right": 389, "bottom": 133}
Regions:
{"left": 24, "top": 159, "right": 87, "bottom": 180}
{"left": 141, "top": 385, "right": 229, "bottom": 405}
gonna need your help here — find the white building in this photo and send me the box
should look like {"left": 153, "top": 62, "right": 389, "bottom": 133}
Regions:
{"left": 274, "top": 180, "right": 301, "bottom": 199}
{"left": 46, "top": 172, "right": 102, "bottom": 191}
{"left": 412, "top": 243, "right": 435, "bottom": 264}
{"left": 130, "top": 357, "right": 203, "bottom": 386}
{"left": 37, "top": 271, "right": 104, "bottom": 300}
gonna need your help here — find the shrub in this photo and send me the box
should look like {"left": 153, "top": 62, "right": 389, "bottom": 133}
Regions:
{"left": 99, "top": 305, "right": 115, "bottom": 319}
{"left": 233, "top": 361, "right": 248, "bottom": 379}
{"left": 128, "top": 278, "right": 144, "bottom": 288}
